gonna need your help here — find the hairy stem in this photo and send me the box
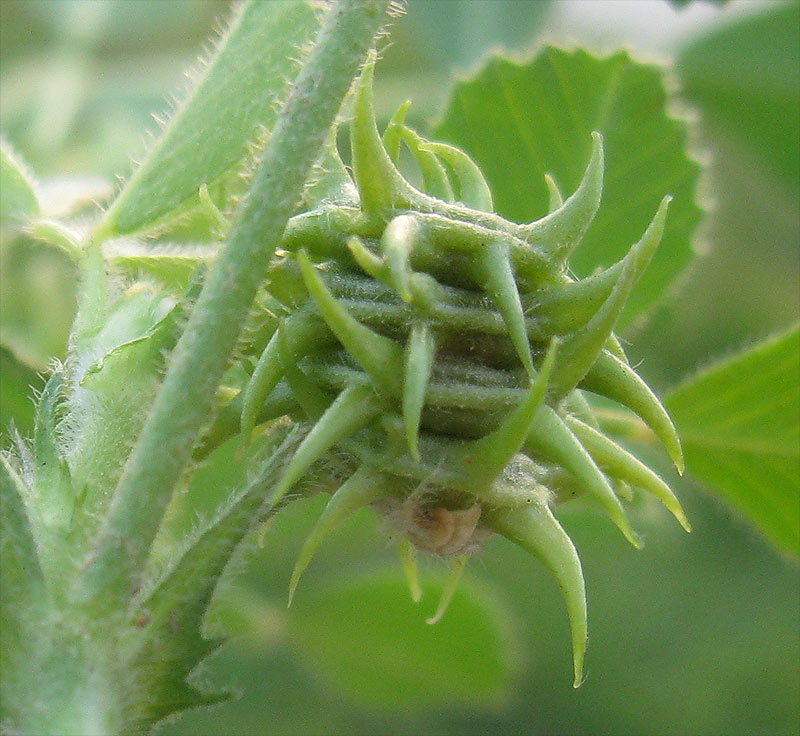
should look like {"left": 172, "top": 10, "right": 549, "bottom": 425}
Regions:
{"left": 76, "top": 0, "right": 393, "bottom": 614}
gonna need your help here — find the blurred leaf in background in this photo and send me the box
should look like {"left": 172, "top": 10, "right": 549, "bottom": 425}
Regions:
{"left": 375, "top": 0, "right": 553, "bottom": 124}
{"left": 0, "top": 0, "right": 228, "bottom": 176}
{"left": 286, "top": 569, "right": 519, "bottom": 710}
{"left": 634, "top": 1, "right": 800, "bottom": 384}
{"left": 0, "top": 344, "right": 42, "bottom": 436}
{"left": 433, "top": 46, "right": 703, "bottom": 325}
{"left": 97, "top": 0, "right": 324, "bottom": 239}
{"left": 668, "top": 326, "right": 800, "bottom": 556}
{"left": 678, "top": 1, "right": 799, "bottom": 198}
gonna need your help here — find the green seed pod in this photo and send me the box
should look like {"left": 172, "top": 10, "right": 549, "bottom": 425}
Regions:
{"left": 241, "top": 55, "right": 688, "bottom": 687}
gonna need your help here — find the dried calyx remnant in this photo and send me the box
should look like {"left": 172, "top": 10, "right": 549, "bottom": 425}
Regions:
{"left": 238, "top": 57, "right": 689, "bottom": 687}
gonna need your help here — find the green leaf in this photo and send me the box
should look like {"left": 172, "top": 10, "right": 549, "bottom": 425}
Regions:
{"left": 678, "top": 2, "right": 800, "bottom": 198}
{"left": 104, "top": 240, "right": 217, "bottom": 293}
{"left": 0, "top": 235, "right": 76, "bottom": 372}
{"left": 667, "top": 326, "right": 800, "bottom": 556}
{"left": 0, "top": 345, "right": 43, "bottom": 436}
{"left": 433, "top": 47, "right": 703, "bottom": 324}
{"left": 64, "top": 277, "right": 186, "bottom": 530}
{"left": 287, "top": 567, "right": 519, "bottom": 709}
{"left": 0, "top": 139, "right": 39, "bottom": 227}
{"left": 0, "top": 453, "right": 47, "bottom": 604}
{"left": 127, "top": 427, "right": 302, "bottom": 728}
{"left": 0, "top": 454, "right": 51, "bottom": 728}
{"left": 408, "top": 0, "right": 553, "bottom": 70}
{"left": 95, "top": 0, "right": 323, "bottom": 239}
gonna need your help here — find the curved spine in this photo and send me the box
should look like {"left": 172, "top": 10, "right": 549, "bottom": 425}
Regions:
{"left": 526, "top": 406, "right": 641, "bottom": 548}
{"left": 474, "top": 240, "right": 535, "bottom": 376}
{"left": 269, "top": 383, "right": 382, "bottom": 505}
{"left": 241, "top": 310, "right": 329, "bottom": 443}
{"left": 566, "top": 416, "right": 691, "bottom": 532}
{"left": 397, "top": 126, "right": 454, "bottom": 202}
{"left": 544, "top": 173, "right": 564, "bottom": 212}
{"left": 426, "top": 556, "right": 468, "bottom": 625}
{"left": 549, "top": 196, "right": 671, "bottom": 398}
{"left": 421, "top": 140, "right": 493, "bottom": 211}
{"left": 519, "top": 132, "right": 604, "bottom": 265}
{"left": 289, "top": 465, "right": 392, "bottom": 604}
{"left": 297, "top": 248, "right": 404, "bottom": 398}
{"left": 484, "top": 504, "right": 587, "bottom": 688}
{"left": 580, "top": 350, "right": 684, "bottom": 473}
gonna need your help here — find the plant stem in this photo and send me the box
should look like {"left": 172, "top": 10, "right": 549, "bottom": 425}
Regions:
{"left": 76, "top": 0, "right": 393, "bottom": 614}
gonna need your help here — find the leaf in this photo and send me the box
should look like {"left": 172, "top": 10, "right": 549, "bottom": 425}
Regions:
{"left": 0, "top": 139, "right": 39, "bottom": 228}
{"left": 0, "top": 454, "right": 47, "bottom": 605}
{"left": 104, "top": 240, "right": 217, "bottom": 293}
{"left": 678, "top": 2, "right": 800, "bottom": 197}
{"left": 0, "top": 345, "right": 43, "bottom": 436}
{"left": 287, "top": 567, "right": 519, "bottom": 710}
{"left": 667, "top": 326, "right": 800, "bottom": 556}
{"left": 0, "top": 235, "right": 76, "bottom": 372}
{"left": 126, "top": 426, "right": 302, "bottom": 729}
{"left": 0, "top": 454, "right": 51, "bottom": 722}
{"left": 95, "top": 0, "right": 324, "bottom": 239}
{"left": 64, "top": 278, "right": 187, "bottom": 526}
{"left": 408, "top": 0, "right": 553, "bottom": 70}
{"left": 433, "top": 47, "right": 703, "bottom": 324}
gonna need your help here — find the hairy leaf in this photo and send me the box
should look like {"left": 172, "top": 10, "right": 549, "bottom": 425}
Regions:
{"left": 667, "top": 326, "right": 800, "bottom": 556}
{"left": 0, "top": 454, "right": 47, "bottom": 605}
{"left": 96, "top": 0, "right": 324, "bottom": 239}
{"left": 433, "top": 47, "right": 703, "bottom": 324}
{"left": 126, "top": 427, "right": 302, "bottom": 729}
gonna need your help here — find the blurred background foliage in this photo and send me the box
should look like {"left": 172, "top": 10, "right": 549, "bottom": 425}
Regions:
{"left": 1, "top": 1, "right": 798, "bottom": 734}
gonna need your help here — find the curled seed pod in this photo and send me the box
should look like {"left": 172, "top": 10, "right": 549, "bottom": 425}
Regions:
{"left": 237, "top": 54, "right": 689, "bottom": 687}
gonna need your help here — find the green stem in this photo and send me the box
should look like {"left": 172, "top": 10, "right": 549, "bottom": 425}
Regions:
{"left": 76, "top": 0, "right": 392, "bottom": 613}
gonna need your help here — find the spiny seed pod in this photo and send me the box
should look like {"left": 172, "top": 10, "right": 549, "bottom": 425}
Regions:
{"left": 240, "top": 56, "right": 689, "bottom": 687}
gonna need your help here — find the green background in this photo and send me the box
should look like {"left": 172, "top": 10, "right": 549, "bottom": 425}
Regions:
{"left": 1, "top": 1, "right": 797, "bottom": 734}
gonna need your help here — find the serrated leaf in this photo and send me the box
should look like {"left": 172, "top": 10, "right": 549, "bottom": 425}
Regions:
{"left": 667, "top": 326, "right": 800, "bottom": 556}
{"left": 287, "top": 567, "right": 519, "bottom": 709}
{"left": 126, "top": 427, "right": 302, "bottom": 728}
{"left": 96, "top": 0, "right": 323, "bottom": 239}
{"left": 433, "top": 47, "right": 703, "bottom": 324}
{"left": 0, "top": 139, "right": 39, "bottom": 228}
{"left": 678, "top": 2, "right": 799, "bottom": 197}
